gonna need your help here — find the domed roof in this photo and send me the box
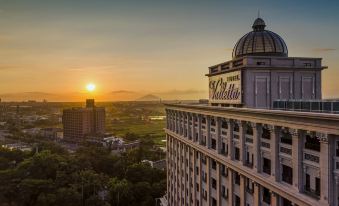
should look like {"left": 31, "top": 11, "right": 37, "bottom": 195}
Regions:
{"left": 232, "top": 18, "right": 288, "bottom": 58}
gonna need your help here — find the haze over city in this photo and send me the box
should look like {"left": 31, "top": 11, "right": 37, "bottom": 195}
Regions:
{"left": 0, "top": 0, "right": 338, "bottom": 101}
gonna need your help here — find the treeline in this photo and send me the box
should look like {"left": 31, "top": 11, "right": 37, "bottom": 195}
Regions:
{"left": 0, "top": 141, "right": 166, "bottom": 206}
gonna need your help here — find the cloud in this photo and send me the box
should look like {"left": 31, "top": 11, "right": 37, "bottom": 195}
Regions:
{"left": 312, "top": 48, "right": 337, "bottom": 52}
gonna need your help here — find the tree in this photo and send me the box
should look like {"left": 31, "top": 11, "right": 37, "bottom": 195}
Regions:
{"left": 108, "top": 178, "right": 133, "bottom": 206}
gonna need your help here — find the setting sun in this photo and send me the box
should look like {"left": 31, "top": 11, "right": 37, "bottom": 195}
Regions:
{"left": 86, "top": 83, "right": 96, "bottom": 92}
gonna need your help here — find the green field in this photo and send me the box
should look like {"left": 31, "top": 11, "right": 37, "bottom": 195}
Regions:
{"left": 104, "top": 101, "right": 166, "bottom": 146}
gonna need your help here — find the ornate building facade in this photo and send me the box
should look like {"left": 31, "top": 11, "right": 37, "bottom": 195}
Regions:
{"left": 165, "top": 18, "right": 339, "bottom": 206}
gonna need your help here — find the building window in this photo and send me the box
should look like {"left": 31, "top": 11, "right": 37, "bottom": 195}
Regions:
{"left": 257, "top": 61, "right": 266, "bottom": 65}
{"left": 282, "top": 165, "right": 293, "bottom": 185}
{"left": 235, "top": 147, "right": 240, "bottom": 161}
{"left": 221, "top": 165, "right": 227, "bottom": 177}
{"left": 245, "top": 151, "right": 253, "bottom": 168}
{"left": 211, "top": 139, "right": 216, "bottom": 150}
{"left": 304, "top": 134, "right": 320, "bottom": 152}
{"left": 222, "top": 120, "right": 228, "bottom": 129}
{"left": 221, "top": 142, "right": 227, "bottom": 155}
{"left": 316, "top": 177, "right": 321, "bottom": 196}
{"left": 212, "top": 160, "right": 217, "bottom": 170}
{"left": 245, "top": 178, "right": 254, "bottom": 194}
{"left": 305, "top": 173, "right": 310, "bottom": 191}
{"left": 246, "top": 123, "right": 253, "bottom": 135}
{"left": 233, "top": 123, "right": 240, "bottom": 132}
{"left": 235, "top": 195, "right": 241, "bottom": 206}
{"left": 336, "top": 141, "right": 339, "bottom": 157}
{"left": 221, "top": 186, "right": 227, "bottom": 198}
{"left": 263, "top": 158, "right": 271, "bottom": 175}
{"left": 211, "top": 118, "right": 216, "bottom": 126}
{"left": 196, "top": 183, "right": 199, "bottom": 192}
{"left": 212, "top": 178, "right": 217, "bottom": 189}
{"left": 280, "top": 131, "right": 292, "bottom": 145}
{"left": 211, "top": 198, "right": 217, "bottom": 206}
{"left": 282, "top": 198, "right": 292, "bottom": 206}
{"left": 262, "top": 187, "right": 271, "bottom": 204}
{"left": 235, "top": 172, "right": 240, "bottom": 185}
{"left": 262, "top": 128, "right": 271, "bottom": 139}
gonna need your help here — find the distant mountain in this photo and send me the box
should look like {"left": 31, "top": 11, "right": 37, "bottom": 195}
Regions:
{"left": 104, "top": 90, "right": 143, "bottom": 101}
{"left": 0, "top": 89, "right": 207, "bottom": 102}
{"left": 136, "top": 94, "right": 161, "bottom": 101}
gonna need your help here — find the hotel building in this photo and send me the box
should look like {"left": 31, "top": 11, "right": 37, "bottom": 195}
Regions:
{"left": 165, "top": 18, "right": 339, "bottom": 206}
{"left": 62, "top": 99, "right": 105, "bottom": 139}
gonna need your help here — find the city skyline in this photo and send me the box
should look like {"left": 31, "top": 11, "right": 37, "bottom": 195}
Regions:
{"left": 0, "top": 0, "right": 338, "bottom": 101}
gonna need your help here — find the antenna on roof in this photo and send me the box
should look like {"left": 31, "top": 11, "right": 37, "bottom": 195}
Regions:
{"left": 257, "top": 10, "right": 260, "bottom": 18}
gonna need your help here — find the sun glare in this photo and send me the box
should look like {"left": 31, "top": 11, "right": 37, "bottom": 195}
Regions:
{"left": 86, "top": 83, "right": 96, "bottom": 92}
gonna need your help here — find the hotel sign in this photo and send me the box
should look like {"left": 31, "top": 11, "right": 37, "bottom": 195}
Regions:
{"left": 209, "top": 71, "right": 242, "bottom": 104}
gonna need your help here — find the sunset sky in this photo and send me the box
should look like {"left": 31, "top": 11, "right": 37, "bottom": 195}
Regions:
{"left": 0, "top": 0, "right": 338, "bottom": 100}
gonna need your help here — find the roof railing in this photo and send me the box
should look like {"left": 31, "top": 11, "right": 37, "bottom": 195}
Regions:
{"left": 273, "top": 99, "right": 339, "bottom": 114}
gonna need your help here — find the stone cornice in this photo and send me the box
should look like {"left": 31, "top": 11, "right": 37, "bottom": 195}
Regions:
{"left": 165, "top": 104, "right": 339, "bottom": 135}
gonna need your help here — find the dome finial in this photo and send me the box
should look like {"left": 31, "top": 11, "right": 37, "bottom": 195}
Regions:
{"left": 252, "top": 15, "right": 266, "bottom": 31}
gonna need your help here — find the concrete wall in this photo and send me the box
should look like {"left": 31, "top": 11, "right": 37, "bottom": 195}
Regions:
{"left": 243, "top": 68, "right": 322, "bottom": 108}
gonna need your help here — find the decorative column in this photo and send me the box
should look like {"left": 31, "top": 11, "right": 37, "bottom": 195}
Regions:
{"left": 227, "top": 119, "right": 234, "bottom": 160}
{"left": 240, "top": 175, "right": 246, "bottom": 206}
{"left": 206, "top": 157, "right": 210, "bottom": 206}
{"left": 198, "top": 150, "right": 202, "bottom": 205}
{"left": 186, "top": 113, "right": 190, "bottom": 139}
{"left": 318, "top": 132, "right": 330, "bottom": 205}
{"left": 239, "top": 121, "right": 246, "bottom": 164}
{"left": 207, "top": 116, "right": 211, "bottom": 148}
{"left": 216, "top": 117, "right": 222, "bottom": 154}
{"left": 269, "top": 125, "right": 281, "bottom": 182}
{"left": 191, "top": 114, "right": 196, "bottom": 142}
{"left": 227, "top": 168, "right": 233, "bottom": 206}
{"left": 174, "top": 111, "right": 178, "bottom": 133}
{"left": 166, "top": 135, "right": 170, "bottom": 202}
{"left": 216, "top": 162, "right": 221, "bottom": 206}
{"left": 178, "top": 141, "right": 182, "bottom": 204}
{"left": 271, "top": 191, "right": 278, "bottom": 206}
{"left": 291, "top": 128, "right": 303, "bottom": 191}
{"left": 253, "top": 182, "right": 260, "bottom": 206}
{"left": 253, "top": 123, "right": 262, "bottom": 173}
{"left": 198, "top": 115, "right": 202, "bottom": 145}
{"left": 192, "top": 148, "right": 196, "bottom": 206}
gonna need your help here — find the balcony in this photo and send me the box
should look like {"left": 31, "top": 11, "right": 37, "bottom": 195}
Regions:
{"left": 303, "top": 150, "right": 320, "bottom": 163}
{"left": 245, "top": 135, "right": 253, "bottom": 143}
{"left": 279, "top": 143, "right": 292, "bottom": 155}
{"left": 261, "top": 138, "right": 270, "bottom": 149}
{"left": 233, "top": 133, "right": 240, "bottom": 140}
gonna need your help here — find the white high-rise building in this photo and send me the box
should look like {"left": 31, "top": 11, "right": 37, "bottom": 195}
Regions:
{"left": 165, "top": 18, "right": 339, "bottom": 206}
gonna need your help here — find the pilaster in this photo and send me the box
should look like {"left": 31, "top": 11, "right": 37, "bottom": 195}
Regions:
{"left": 227, "top": 119, "right": 234, "bottom": 160}
{"left": 239, "top": 121, "right": 246, "bottom": 164}
{"left": 318, "top": 132, "right": 330, "bottom": 205}
{"left": 290, "top": 128, "right": 303, "bottom": 191}
{"left": 207, "top": 116, "right": 211, "bottom": 149}
{"left": 253, "top": 123, "right": 262, "bottom": 173}
{"left": 216, "top": 117, "right": 222, "bottom": 154}
{"left": 227, "top": 168, "right": 233, "bottom": 206}
{"left": 269, "top": 125, "right": 281, "bottom": 182}
{"left": 253, "top": 182, "right": 260, "bottom": 206}
{"left": 240, "top": 175, "right": 246, "bottom": 206}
